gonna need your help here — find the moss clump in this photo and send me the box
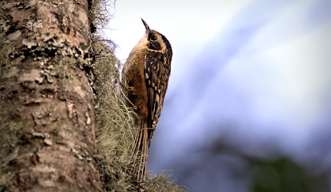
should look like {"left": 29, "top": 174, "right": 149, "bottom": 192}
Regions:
{"left": 144, "top": 173, "right": 187, "bottom": 192}
{"left": 88, "top": 0, "right": 115, "bottom": 33}
{"left": 92, "top": 35, "right": 135, "bottom": 191}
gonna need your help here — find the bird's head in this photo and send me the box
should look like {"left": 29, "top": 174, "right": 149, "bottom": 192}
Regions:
{"left": 137, "top": 19, "right": 172, "bottom": 56}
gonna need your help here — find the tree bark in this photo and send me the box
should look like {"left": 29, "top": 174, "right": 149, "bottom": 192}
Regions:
{"left": 0, "top": 0, "right": 101, "bottom": 191}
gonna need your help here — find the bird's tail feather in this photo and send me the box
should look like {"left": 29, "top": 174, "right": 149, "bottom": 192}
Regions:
{"left": 131, "top": 122, "right": 149, "bottom": 187}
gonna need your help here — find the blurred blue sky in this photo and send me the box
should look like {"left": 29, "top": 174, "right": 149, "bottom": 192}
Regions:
{"left": 106, "top": 0, "right": 331, "bottom": 191}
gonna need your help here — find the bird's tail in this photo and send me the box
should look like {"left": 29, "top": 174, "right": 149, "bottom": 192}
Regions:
{"left": 130, "top": 122, "right": 149, "bottom": 188}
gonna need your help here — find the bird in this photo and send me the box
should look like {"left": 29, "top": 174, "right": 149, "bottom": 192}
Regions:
{"left": 121, "top": 19, "right": 172, "bottom": 187}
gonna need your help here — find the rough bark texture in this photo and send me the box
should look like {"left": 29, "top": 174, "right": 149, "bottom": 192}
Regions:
{"left": 0, "top": 0, "right": 101, "bottom": 191}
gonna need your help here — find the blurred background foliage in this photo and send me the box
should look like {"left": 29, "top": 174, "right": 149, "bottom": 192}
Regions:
{"left": 251, "top": 158, "right": 328, "bottom": 192}
{"left": 172, "top": 137, "right": 330, "bottom": 192}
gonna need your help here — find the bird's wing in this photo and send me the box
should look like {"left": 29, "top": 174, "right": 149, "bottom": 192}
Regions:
{"left": 144, "top": 51, "right": 170, "bottom": 146}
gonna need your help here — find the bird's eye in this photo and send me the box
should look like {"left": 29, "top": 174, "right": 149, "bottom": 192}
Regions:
{"left": 151, "top": 35, "right": 157, "bottom": 41}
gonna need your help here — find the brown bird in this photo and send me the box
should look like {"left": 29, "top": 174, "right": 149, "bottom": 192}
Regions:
{"left": 121, "top": 19, "right": 172, "bottom": 186}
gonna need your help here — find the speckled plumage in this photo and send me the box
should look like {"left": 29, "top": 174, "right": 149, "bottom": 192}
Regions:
{"left": 121, "top": 19, "right": 172, "bottom": 186}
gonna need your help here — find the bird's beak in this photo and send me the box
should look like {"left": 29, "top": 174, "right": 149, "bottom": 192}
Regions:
{"left": 141, "top": 18, "right": 150, "bottom": 32}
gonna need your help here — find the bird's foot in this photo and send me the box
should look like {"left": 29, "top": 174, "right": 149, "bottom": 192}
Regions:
{"left": 120, "top": 82, "right": 135, "bottom": 94}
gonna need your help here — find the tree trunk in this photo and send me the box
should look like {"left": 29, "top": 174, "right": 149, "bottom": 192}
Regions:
{"left": 0, "top": 0, "right": 102, "bottom": 191}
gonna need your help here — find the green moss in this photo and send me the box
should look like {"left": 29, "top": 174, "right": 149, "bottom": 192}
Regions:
{"left": 0, "top": 172, "right": 15, "bottom": 192}
{"left": 55, "top": 56, "right": 77, "bottom": 82}
{"left": 0, "top": 100, "right": 28, "bottom": 175}
{"left": 0, "top": 17, "right": 13, "bottom": 77}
